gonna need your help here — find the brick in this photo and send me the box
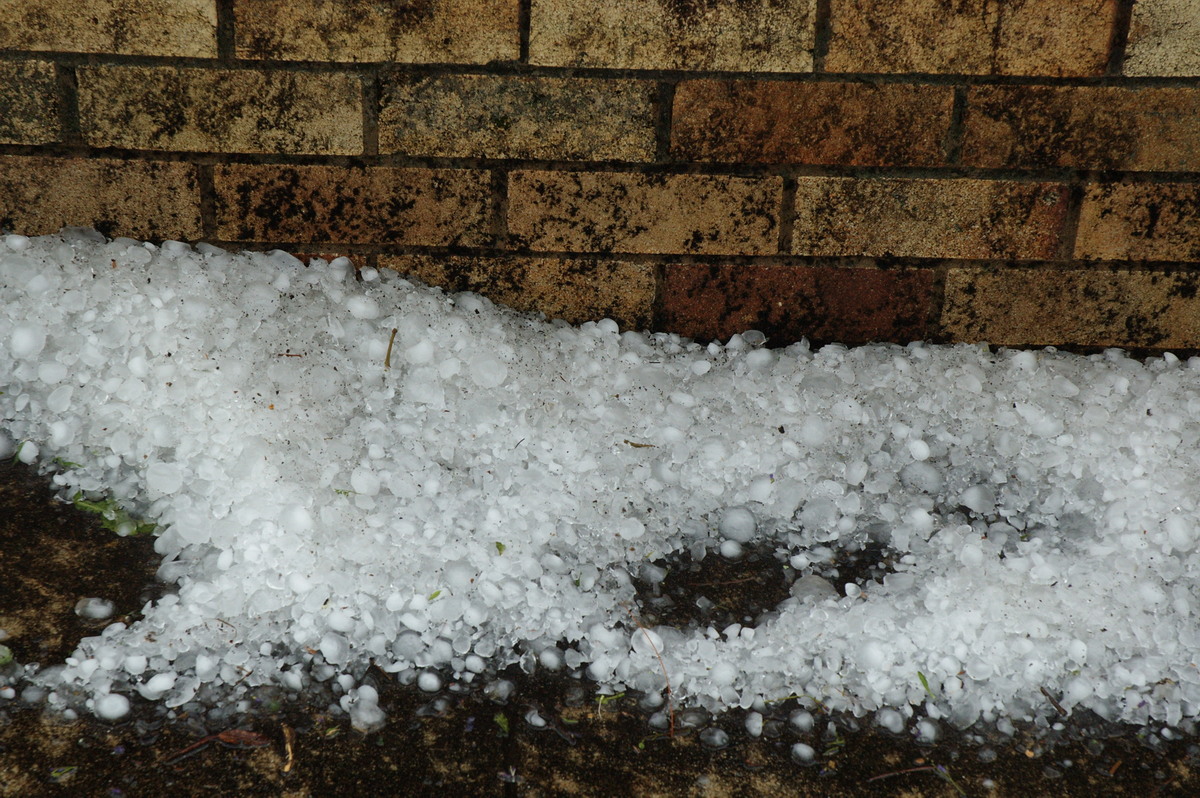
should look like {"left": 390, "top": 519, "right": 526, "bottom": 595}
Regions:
{"left": 234, "top": 0, "right": 518, "bottom": 63}
{"left": 508, "top": 171, "right": 781, "bottom": 256}
{"left": 379, "top": 75, "right": 656, "bottom": 160}
{"left": 0, "top": 0, "right": 216, "bottom": 57}
{"left": 1125, "top": 0, "right": 1200, "bottom": 77}
{"left": 660, "top": 261, "right": 932, "bottom": 345}
{"left": 791, "top": 177, "right": 1069, "bottom": 260}
{"left": 962, "top": 86, "right": 1200, "bottom": 171}
{"left": 0, "top": 61, "right": 60, "bottom": 146}
{"left": 381, "top": 254, "right": 654, "bottom": 328}
{"left": 671, "top": 80, "right": 953, "bottom": 167}
{"left": 529, "top": 0, "right": 817, "bottom": 71}
{"left": 825, "top": 0, "right": 1118, "bottom": 76}
{"left": 78, "top": 66, "right": 362, "bottom": 155}
{"left": 0, "top": 156, "right": 201, "bottom": 240}
{"left": 942, "top": 267, "right": 1200, "bottom": 349}
{"left": 213, "top": 164, "right": 491, "bottom": 246}
{"left": 1075, "top": 183, "right": 1200, "bottom": 262}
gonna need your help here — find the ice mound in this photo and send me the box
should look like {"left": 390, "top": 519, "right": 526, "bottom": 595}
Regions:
{"left": 3, "top": 229, "right": 1200, "bottom": 730}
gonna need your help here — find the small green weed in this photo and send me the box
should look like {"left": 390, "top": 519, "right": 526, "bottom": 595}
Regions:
{"left": 71, "top": 492, "right": 157, "bottom": 537}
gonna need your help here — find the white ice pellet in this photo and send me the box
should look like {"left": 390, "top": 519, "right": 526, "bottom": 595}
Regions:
{"left": 877, "top": 708, "right": 905, "bottom": 734}
{"left": 345, "top": 295, "right": 380, "bottom": 320}
{"left": 791, "top": 743, "right": 816, "bottom": 763}
{"left": 417, "top": 671, "right": 442, "bottom": 692}
{"left": 718, "top": 506, "right": 756, "bottom": 543}
{"left": 74, "top": 597, "right": 115, "bottom": 620}
{"left": 93, "top": 693, "right": 131, "bottom": 720}
{"left": 9, "top": 323, "right": 45, "bottom": 359}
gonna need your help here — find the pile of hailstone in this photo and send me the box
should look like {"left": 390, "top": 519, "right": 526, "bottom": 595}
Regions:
{"left": 3, "top": 229, "right": 1200, "bottom": 734}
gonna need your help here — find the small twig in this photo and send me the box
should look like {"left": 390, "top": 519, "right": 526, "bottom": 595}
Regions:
{"left": 282, "top": 723, "right": 296, "bottom": 773}
{"left": 625, "top": 605, "right": 675, "bottom": 737}
{"left": 866, "top": 765, "right": 938, "bottom": 783}
{"left": 384, "top": 327, "right": 398, "bottom": 369}
{"left": 1040, "top": 685, "right": 1067, "bottom": 716}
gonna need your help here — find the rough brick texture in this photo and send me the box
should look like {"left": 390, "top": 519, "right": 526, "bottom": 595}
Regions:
{"left": 382, "top": 254, "right": 654, "bottom": 328}
{"left": 1075, "top": 183, "right": 1200, "bottom": 262}
{"left": 660, "top": 262, "right": 933, "bottom": 345}
{"left": 0, "top": 0, "right": 216, "bottom": 57}
{"left": 213, "top": 164, "right": 492, "bottom": 246}
{"left": 825, "top": 0, "right": 1119, "bottom": 76}
{"left": 529, "top": 0, "right": 817, "bottom": 71}
{"left": 671, "top": 80, "right": 954, "bottom": 166}
{"left": 962, "top": 86, "right": 1200, "bottom": 171}
{"left": 0, "top": 61, "right": 60, "bottom": 146}
{"left": 942, "top": 267, "right": 1200, "bottom": 349}
{"left": 508, "top": 171, "right": 781, "bottom": 255}
{"left": 234, "top": 0, "right": 519, "bottom": 63}
{"left": 791, "top": 178, "right": 1069, "bottom": 259}
{"left": 78, "top": 66, "right": 363, "bottom": 155}
{"left": 1125, "top": 0, "right": 1200, "bottom": 77}
{"left": 380, "top": 75, "right": 656, "bottom": 160}
{"left": 0, "top": 157, "right": 202, "bottom": 240}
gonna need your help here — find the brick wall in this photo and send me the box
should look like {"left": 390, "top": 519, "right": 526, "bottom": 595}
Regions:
{"left": 1, "top": 0, "right": 1198, "bottom": 351}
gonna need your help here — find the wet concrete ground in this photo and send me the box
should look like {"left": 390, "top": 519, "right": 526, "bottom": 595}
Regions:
{"left": 1, "top": 458, "right": 1198, "bottom": 797}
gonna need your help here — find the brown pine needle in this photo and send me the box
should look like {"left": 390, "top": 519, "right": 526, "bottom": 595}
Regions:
{"left": 384, "top": 327, "right": 398, "bottom": 369}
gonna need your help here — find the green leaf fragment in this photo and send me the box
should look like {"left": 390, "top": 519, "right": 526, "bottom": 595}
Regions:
{"left": 493, "top": 712, "right": 509, "bottom": 735}
{"left": 494, "top": 541, "right": 506, "bottom": 554}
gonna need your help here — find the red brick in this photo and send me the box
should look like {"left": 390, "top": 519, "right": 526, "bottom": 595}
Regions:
{"left": 659, "top": 261, "right": 933, "bottom": 345}
{"left": 671, "top": 80, "right": 953, "bottom": 167}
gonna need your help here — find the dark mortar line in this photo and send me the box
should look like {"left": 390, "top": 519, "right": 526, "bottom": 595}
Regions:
{"left": 361, "top": 70, "right": 380, "bottom": 158}
{"left": 776, "top": 177, "right": 797, "bottom": 255}
{"left": 518, "top": 0, "right": 532, "bottom": 64}
{"left": 52, "top": 63, "right": 82, "bottom": 147}
{"left": 812, "top": 0, "right": 833, "bottom": 72}
{"left": 5, "top": 50, "right": 1199, "bottom": 88}
{"left": 654, "top": 80, "right": 677, "bottom": 163}
{"left": 6, "top": 144, "right": 1200, "bottom": 185}
{"left": 943, "top": 86, "right": 967, "bottom": 166}
{"left": 926, "top": 261, "right": 950, "bottom": 344}
{"left": 215, "top": 0, "right": 236, "bottom": 63}
{"left": 1057, "top": 182, "right": 1088, "bottom": 261}
{"left": 490, "top": 170, "right": 510, "bottom": 248}
{"left": 1107, "top": 0, "right": 1137, "bottom": 76}
{"left": 197, "top": 164, "right": 218, "bottom": 240}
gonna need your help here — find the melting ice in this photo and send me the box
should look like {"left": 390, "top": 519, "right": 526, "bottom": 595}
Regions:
{"left": 2, "top": 229, "right": 1200, "bottom": 732}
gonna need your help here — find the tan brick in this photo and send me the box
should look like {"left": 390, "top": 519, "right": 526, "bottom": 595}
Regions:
{"left": 1075, "top": 183, "right": 1200, "bottom": 261}
{"left": 529, "top": 0, "right": 817, "bottom": 71}
{"left": 942, "top": 267, "right": 1200, "bottom": 349}
{"left": 826, "top": 0, "right": 1118, "bottom": 76}
{"left": 379, "top": 75, "right": 656, "bottom": 160}
{"left": 213, "top": 164, "right": 491, "bottom": 246}
{"left": 78, "top": 66, "right": 362, "bottom": 155}
{"left": 671, "top": 80, "right": 953, "bottom": 167}
{"left": 0, "top": 61, "right": 60, "bottom": 146}
{"left": 382, "top": 254, "right": 654, "bottom": 328}
{"left": 508, "top": 171, "right": 781, "bottom": 255}
{"left": 0, "top": 0, "right": 215, "bottom": 57}
{"left": 660, "top": 261, "right": 933, "bottom": 345}
{"left": 235, "top": 0, "right": 518, "bottom": 63}
{"left": 1125, "top": 0, "right": 1200, "bottom": 76}
{"left": 791, "top": 178, "right": 1069, "bottom": 259}
{"left": 963, "top": 86, "right": 1200, "bottom": 171}
{"left": 0, "top": 156, "right": 201, "bottom": 240}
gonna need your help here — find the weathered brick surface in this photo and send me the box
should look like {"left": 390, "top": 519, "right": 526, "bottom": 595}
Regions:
{"left": 508, "top": 171, "right": 781, "bottom": 255}
{"left": 529, "top": 0, "right": 817, "bottom": 71}
{"left": 942, "top": 267, "right": 1200, "bottom": 348}
{"left": 660, "top": 261, "right": 932, "bottom": 345}
{"left": 0, "top": 0, "right": 216, "bottom": 57}
{"left": 234, "top": 0, "right": 519, "bottom": 63}
{"left": 792, "top": 178, "right": 1069, "bottom": 259}
{"left": 78, "top": 66, "right": 362, "bottom": 155}
{"left": 671, "top": 80, "right": 953, "bottom": 166}
{"left": 962, "top": 86, "right": 1200, "bottom": 171}
{"left": 0, "top": 61, "right": 60, "bottom": 146}
{"left": 213, "top": 164, "right": 491, "bottom": 246}
{"left": 825, "top": 0, "right": 1118, "bottom": 76}
{"left": 1125, "top": 0, "right": 1200, "bottom": 77}
{"left": 382, "top": 254, "right": 654, "bottom": 328}
{"left": 0, "top": 156, "right": 202, "bottom": 240}
{"left": 379, "top": 75, "right": 656, "bottom": 161}
{"left": 1075, "top": 183, "right": 1200, "bottom": 261}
